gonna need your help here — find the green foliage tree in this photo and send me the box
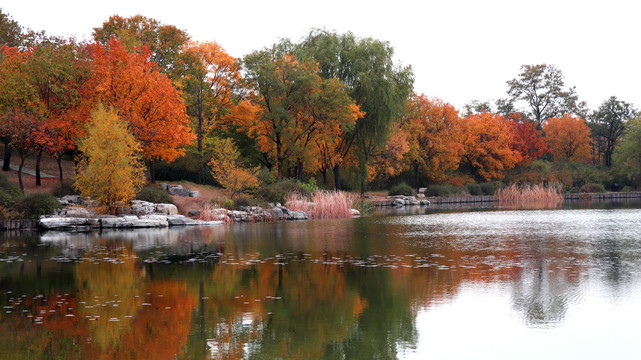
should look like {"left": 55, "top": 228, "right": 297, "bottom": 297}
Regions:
{"left": 506, "top": 64, "right": 586, "bottom": 126}
{"left": 298, "top": 29, "right": 414, "bottom": 191}
{"left": 613, "top": 115, "right": 641, "bottom": 187}
{"left": 589, "top": 96, "right": 637, "bottom": 167}
{"left": 74, "top": 104, "right": 145, "bottom": 214}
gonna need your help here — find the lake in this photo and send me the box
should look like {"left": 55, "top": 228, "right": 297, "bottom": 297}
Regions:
{"left": 2, "top": 204, "right": 641, "bottom": 359}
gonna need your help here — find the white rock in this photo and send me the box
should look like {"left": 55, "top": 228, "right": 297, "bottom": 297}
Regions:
{"left": 155, "top": 203, "right": 178, "bottom": 215}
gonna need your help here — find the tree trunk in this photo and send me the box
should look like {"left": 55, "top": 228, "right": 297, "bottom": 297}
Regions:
{"left": 149, "top": 159, "right": 156, "bottom": 183}
{"left": 35, "top": 150, "right": 42, "bottom": 186}
{"left": 56, "top": 155, "right": 63, "bottom": 181}
{"left": 333, "top": 163, "right": 341, "bottom": 191}
{"left": 18, "top": 154, "right": 25, "bottom": 193}
{"left": 414, "top": 162, "right": 420, "bottom": 192}
{"left": 321, "top": 168, "right": 327, "bottom": 186}
{"left": 2, "top": 143, "right": 11, "bottom": 172}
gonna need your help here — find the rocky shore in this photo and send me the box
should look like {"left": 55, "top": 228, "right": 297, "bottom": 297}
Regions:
{"left": 40, "top": 195, "right": 310, "bottom": 231}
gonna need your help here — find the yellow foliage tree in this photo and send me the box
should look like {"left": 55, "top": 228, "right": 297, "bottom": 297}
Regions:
{"left": 208, "top": 137, "right": 259, "bottom": 198}
{"left": 543, "top": 114, "right": 592, "bottom": 162}
{"left": 74, "top": 104, "right": 146, "bottom": 214}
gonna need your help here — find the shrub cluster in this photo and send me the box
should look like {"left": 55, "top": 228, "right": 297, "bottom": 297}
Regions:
{"left": 388, "top": 182, "right": 414, "bottom": 196}
{"left": 0, "top": 173, "right": 22, "bottom": 207}
{"left": 52, "top": 180, "right": 79, "bottom": 198}
{"left": 136, "top": 186, "right": 175, "bottom": 204}
{"left": 256, "top": 180, "right": 312, "bottom": 204}
{"left": 12, "top": 193, "right": 61, "bottom": 219}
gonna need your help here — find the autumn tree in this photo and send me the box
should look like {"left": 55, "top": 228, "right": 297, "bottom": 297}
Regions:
{"left": 460, "top": 112, "right": 522, "bottom": 181}
{"left": 81, "top": 38, "right": 194, "bottom": 182}
{"left": 175, "top": 41, "right": 241, "bottom": 183}
{"left": 400, "top": 95, "right": 464, "bottom": 188}
{"left": 589, "top": 96, "right": 637, "bottom": 167}
{"left": 0, "top": 46, "right": 42, "bottom": 191}
{"left": 508, "top": 114, "right": 549, "bottom": 165}
{"left": 613, "top": 115, "right": 641, "bottom": 187}
{"left": 208, "top": 137, "right": 259, "bottom": 198}
{"left": 542, "top": 114, "right": 592, "bottom": 163}
{"left": 93, "top": 14, "right": 189, "bottom": 76}
{"left": 242, "top": 45, "right": 362, "bottom": 180}
{"left": 298, "top": 29, "right": 414, "bottom": 190}
{"left": 74, "top": 104, "right": 145, "bottom": 214}
{"left": 506, "top": 64, "right": 586, "bottom": 126}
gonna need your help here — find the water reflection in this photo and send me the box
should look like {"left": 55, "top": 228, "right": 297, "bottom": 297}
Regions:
{"left": 2, "top": 208, "right": 641, "bottom": 358}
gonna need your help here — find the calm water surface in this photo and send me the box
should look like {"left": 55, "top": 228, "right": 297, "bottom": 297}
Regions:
{"left": 2, "top": 205, "right": 641, "bottom": 359}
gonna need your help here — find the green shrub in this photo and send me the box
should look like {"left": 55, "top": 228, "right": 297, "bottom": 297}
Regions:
{"left": 581, "top": 183, "right": 607, "bottom": 193}
{"left": 480, "top": 182, "right": 498, "bottom": 196}
{"left": 465, "top": 183, "right": 483, "bottom": 196}
{"left": 137, "top": 186, "right": 175, "bottom": 204}
{"left": 622, "top": 186, "right": 636, "bottom": 193}
{"left": 221, "top": 199, "right": 233, "bottom": 210}
{"left": 424, "top": 184, "right": 462, "bottom": 197}
{"left": 388, "top": 182, "right": 415, "bottom": 196}
{"left": 0, "top": 206, "right": 25, "bottom": 220}
{"left": 52, "top": 180, "right": 79, "bottom": 197}
{"left": 13, "top": 193, "right": 61, "bottom": 219}
{"left": 0, "top": 173, "right": 22, "bottom": 207}
{"left": 256, "top": 180, "right": 312, "bottom": 204}
{"left": 233, "top": 196, "right": 258, "bottom": 210}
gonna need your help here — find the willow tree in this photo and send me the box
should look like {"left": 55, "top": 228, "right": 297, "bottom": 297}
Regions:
{"left": 298, "top": 30, "right": 414, "bottom": 191}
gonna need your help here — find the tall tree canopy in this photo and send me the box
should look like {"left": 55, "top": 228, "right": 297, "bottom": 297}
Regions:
{"left": 460, "top": 112, "right": 522, "bottom": 181}
{"left": 93, "top": 14, "right": 189, "bottom": 75}
{"left": 241, "top": 45, "right": 362, "bottom": 180}
{"left": 400, "top": 94, "right": 463, "bottom": 187}
{"left": 81, "top": 38, "right": 194, "bottom": 180}
{"left": 543, "top": 114, "right": 592, "bottom": 163}
{"left": 175, "top": 41, "right": 241, "bottom": 183}
{"left": 298, "top": 29, "right": 414, "bottom": 190}
{"left": 613, "top": 115, "right": 641, "bottom": 187}
{"left": 589, "top": 96, "right": 637, "bottom": 167}
{"left": 506, "top": 64, "right": 585, "bottom": 126}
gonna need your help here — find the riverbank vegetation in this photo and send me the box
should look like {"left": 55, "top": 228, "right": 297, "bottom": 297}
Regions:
{"left": 1, "top": 10, "right": 640, "bottom": 218}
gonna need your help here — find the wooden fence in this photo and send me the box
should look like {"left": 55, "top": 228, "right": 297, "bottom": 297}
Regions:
{"left": 375, "top": 192, "right": 641, "bottom": 206}
{"left": 0, "top": 220, "right": 39, "bottom": 231}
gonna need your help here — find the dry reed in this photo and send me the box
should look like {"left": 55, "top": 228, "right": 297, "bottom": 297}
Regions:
{"left": 286, "top": 190, "right": 355, "bottom": 219}
{"left": 496, "top": 183, "right": 564, "bottom": 209}
{"left": 199, "top": 205, "right": 231, "bottom": 223}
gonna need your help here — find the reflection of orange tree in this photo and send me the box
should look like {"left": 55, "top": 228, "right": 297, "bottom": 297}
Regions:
{"left": 82, "top": 280, "right": 195, "bottom": 360}
{"left": 248, "top": 261, "right": 365, "bottom": 359}
{"left": 0, "top": 291, "right": 88, "bottom": 359}
{"left": 75, "top": 243, "right": 143, "bottom": 352}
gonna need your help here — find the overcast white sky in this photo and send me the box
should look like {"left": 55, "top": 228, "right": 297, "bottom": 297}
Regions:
{"left": 2, "top": 0, "right": 639, "bottom": 111}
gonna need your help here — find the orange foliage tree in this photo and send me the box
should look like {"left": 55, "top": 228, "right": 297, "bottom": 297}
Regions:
{"left": 460, "top": 112, "right": 522, "bottom": 181}
{"left": 92, "top": 14, "right": 189, "bottom": 75}
{"left": 543, "top": 114, "right": 592, "bottom": 162}
{"left": 400, "top": 94, "right": 464, "bottom": 187}
{"left": 508, "top": 114, "right": 549, "bottom": 165}
{"left": 81, "top": 38, "right": 194, "bottom": 181}
{"left": 175, "top": 41, "right": 242, "bottom": 183}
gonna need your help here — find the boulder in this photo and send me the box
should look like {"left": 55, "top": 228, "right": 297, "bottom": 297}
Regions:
{"left": 350, "top": 209, "right": 361, "bottom": 217}
{"left": 420, "top": 200, "right": 430, "bottom": 206}
{"left": 58, "top": 195, "right": 84, "bottom": 206}
{"left": 63, "top": 207, "right": 94, "bottom": 218}
{"left": 268, "top": 207, "right": 284, "bottom": 220}
{"left": 188, "top": 190, "right": 200, "bottom": 198}
{"left": 167, "top": 215, "right": 200, "bottom": 226}
{"left": 167, "top": 185, "right": 191, "bottom": 197}
{"left": 187, "top": 210, "right": 201, "bottom": 218}
{"left": 138, "top": 215, "right": 169, "bottom": 227}
{"left": 39, "top": 216, "right": 100, "bottom": 230}
{"left": 130, "top": 200, "right": 156, "bottom": 216}
{"left": 287, "top": 211, "right": 308, "bottom": 220}
{"left": 393, "top": 198, "right": 406, "bottom": 206}
{"left": 155, "top": 203, "right": 178, "bottom": 215}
